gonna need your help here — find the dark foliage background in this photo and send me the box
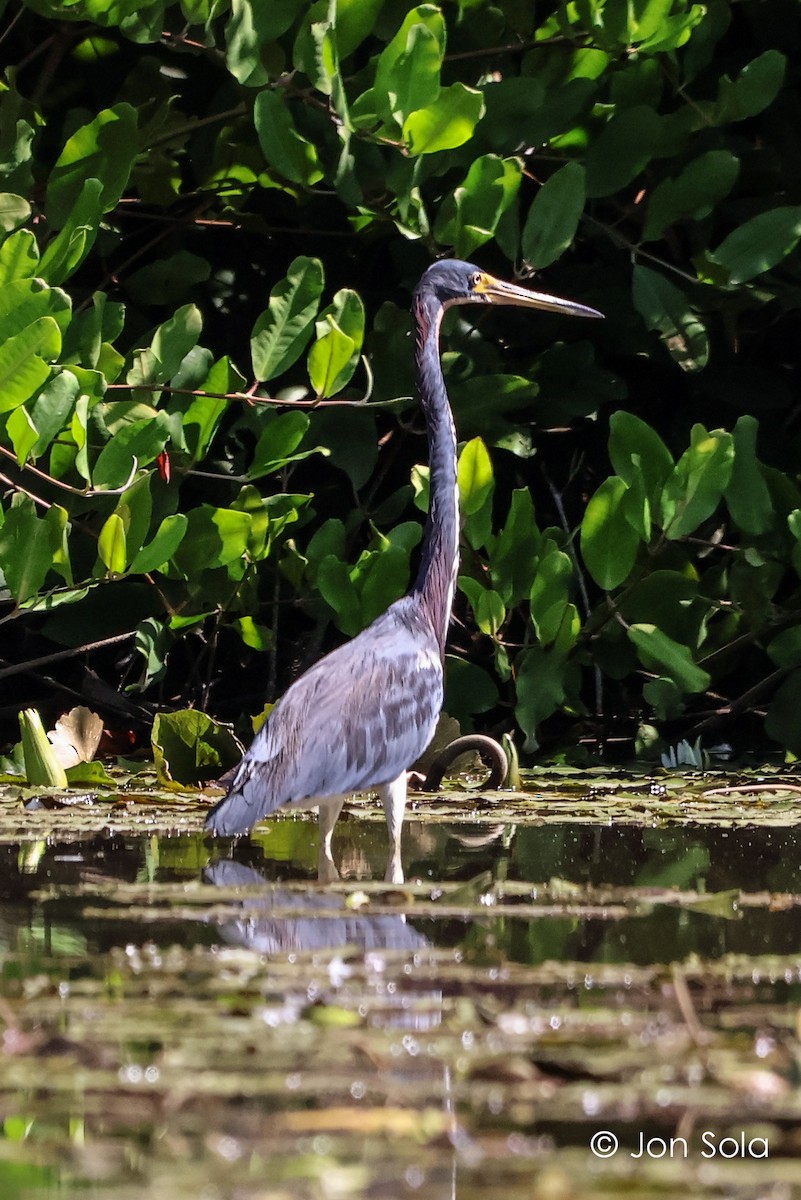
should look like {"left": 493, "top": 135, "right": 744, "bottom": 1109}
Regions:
{"left": 1, "top": 0, "right": 800, "bottom": 763}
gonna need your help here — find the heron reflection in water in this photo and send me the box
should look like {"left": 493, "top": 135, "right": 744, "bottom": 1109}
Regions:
{"left": 206, "top": 262, "right": 602, "bottom": 880}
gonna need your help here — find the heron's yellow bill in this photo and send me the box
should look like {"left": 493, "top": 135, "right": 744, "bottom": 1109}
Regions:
{"left": 475, "top": 271, "right": 603, "bottom": 320}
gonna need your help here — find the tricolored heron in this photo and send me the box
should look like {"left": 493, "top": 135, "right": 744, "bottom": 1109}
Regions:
{"left": 205, "top": 260, "right": 602, "bottom": 881}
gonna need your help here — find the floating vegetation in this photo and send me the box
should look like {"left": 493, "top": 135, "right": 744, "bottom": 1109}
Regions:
{"left": 0, "top": 770, "right": 800, "bottom": 1197}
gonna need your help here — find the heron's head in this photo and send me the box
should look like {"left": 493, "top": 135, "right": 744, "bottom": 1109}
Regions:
{"left": 414, "top": 259, "right": 603, "bottom": 321}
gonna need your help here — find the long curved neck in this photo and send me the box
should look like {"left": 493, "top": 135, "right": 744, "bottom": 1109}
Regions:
{"left": 410, "top": 292, "right": 459, "bottom": 658}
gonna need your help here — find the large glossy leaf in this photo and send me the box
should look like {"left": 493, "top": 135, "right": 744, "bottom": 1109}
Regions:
{"left": 97, "top": 513, "right": 127, "bottom": 575}
{"left": 608, "top": 410, "right": 674, "bottom": 513}
{"left": 152, "top": 709, "right": 242, "bottom": 786}
{"left": 39, "top": 178, "right": 103, "bottom": 285}
{"left": 0, "top": 498, "right": 53, "bottom": 603}
{"left": 632, "top": 265, "right": 708, "bottom": 372}
{"left": 660, "top": 425, "right": 734, "bottom": 538}
{"left": 0, "top": 193, "right": 30, "bottom": 233}
{"left": 183, "top": 356, "right": 242, "bottom": 462}
{"left": 0, "top": 228, "right": 38, "bottom": 283}
{"left": 374, "top": 5, "right": 445, "bottom": 124}
{"left": 254, "top": 91, "right": 323, "bottom": 186}
{"left": 713, "top": 49, "right": 786, "bottom": 123}
{"left": 404, "top": 84, "right": 485, "bottom": 156}
{"left": 581, "top": 476, "right": 641, "bottom": 589}
{"left": 307, "top": 288, "right": 365, "bottom": 396}
{"left": 172, "top": 506, "right": 252, "bottom": 575}
{"left": 490, "top": 489, "right": 541, "bottom": 606}
{"left": 643, "top": 151, "right": 740, "bottom": 241}
{"left": 130, "top": 514, "right": 189, "bottom": 575}
{"left": 434, "top": 155, "right": 521, "bottom": 260}
{"left": 251, "top": 257, "right": 324, "bottom": 381}
{"left": 248, "top": 410, "right": 313, "bottom": 479}
{"left": 92, "top": 413, "right": 172, "bottom": 489}
{"left": 724, "top": 415, "right": 773, "bottom": 536}
{"left": 585, "top": 106, "right": 661, "bottom": 198}
{"left": 457, "top": 438, "right": 494, "bottom": 517}
{"left": 46, "top": 104, "right": 137, "bottom": 229}
{"left": 530, "top": 547, "right": 573, "bottom": 645}
{"left": 628, "top": 623, "right": 710, "bottom": 694}
{"left": 522, "top": 162, "right": 586, "bottom": 269}
{"left": 224, "top": 0, "right": 303, "bottom": 86}
{"left": 0, "top": 278, "right": 71, "bottom": 342}
{"left": 514, "top": 645, "right": 578, "bottom": 752}
{"left": 0, "top": 317, "right": 61, "bottom": 413}
{"left": 710, "top": 206, "right": 801, "bottom": 284}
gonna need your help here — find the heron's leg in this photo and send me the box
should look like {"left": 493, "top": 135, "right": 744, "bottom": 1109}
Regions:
{"left": 379, "top": 774, "right": 407, "bottom": 884}
{"left": 317, "top": 796, "right": 345, "bottom": 883}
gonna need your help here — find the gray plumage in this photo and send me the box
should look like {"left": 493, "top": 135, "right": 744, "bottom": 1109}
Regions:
{"left": 205, "top": 260, "right": 602, "bottom": 879}
{"left": 207, "top": 597, "right": 442, "bottom": 836}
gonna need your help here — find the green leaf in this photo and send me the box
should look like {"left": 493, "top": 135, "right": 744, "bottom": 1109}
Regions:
{"left": 608, "top": 410, "right": 674, "bottom": 516}
{"left": 766, "top": 628, "right": 801, "bottom": 670}
{"left": 585, "top": 106, "right": 661, "bottom": 198}
{"left": 6, "top": 404, "right": 38, "bottom": 465}
{"left": 581, "top": 476, "right": 641, "bottom": 589}
{"left": 152, "top": 709, "right": 242, "bottom": 786}
{"left": 92, "top": 414, "right": 171, "bottom": 490}
{"left": 530, "top": 548, "right": 573, "bottom": 645}
{"left": 766, "top": 669, "right": 801, "bottom": 757}
{"left": 660, "top": 425, "right": 734, "bottom": 538}
{"left": 404, "top": 84, "right": 485, "bottom": 156}
{"left": 0, "top": 228, "right": 39, "bottom": 283}
{"left": 254, "top": 91, "right": 324, "bottom": 186}
{"left": 632, "top": 265, "right": 708, "bottom": 372}
{"left": 635, "top": 1, "right": 705, "bottom": 52}
{"left": 335, "top": 0, "right": 383, "bottom": 56}
{"left": 709, "top": 206, "right": 801, "bottom": 285}
{"left": 128, "top": 304, "right": 204, "bottom": 391}
{"left": 514, "top": 645, "right": 578, "bottom": 752}
{"left": 19, "top": 709, "right": 68, "bottom": 788}
{"left": 225, "top": 0, "right": 302, "bottom": 86}
{"left": 457, "top": 437, "right": 494, "bottom": 517}
{"left": 434, "top": 154, "right": 521, "bottom": 259}
{"left": 130, "top": 514, "right": 188, "bottom": 575}
{"left": 172, "top": 506, "right": 252, "bottom": 576}
{"left": 46, "top": 104, "right": 137, "bottom": 229}
{"left": 472, "top": 588, "right": 503, "bottom": 638}
{"left": 317, "top": 554, "right": 361, "bottom": 635}
{"left": 0, "top": 278, "right": 71, "bottom": 342}
{"left": 522, "top": 162, "right": 586, "bottom": 269}
{"left": 249, "top": 410, "right": 311, "bottom": 478}
{"left": 628, "top": 623, "right": 710, "bottom": 693}
{"left": 97, "top": 513, "right": 127, "bottom": 575}
{"left": 251, "top": 256, "right": 325, "bottom": 381}
{"left": 29, "top": 370, "right": 80, "bottom": 457}
{"left": 307, "top": 288, "right": 364, "bottom": 396}
{"left": 713, "top": 50, "right": 786, "bottom": 124}
{"left": 0, "top": 193, "right": 30, "bottom": 233}
{"left": 39, "top": 178, "right": 103, "bottom": 285}
{"left": 374, "top": 5, "right": 445, "bottom": 124}
{"left": 0, "top": 317, "right": 61, "bottom": 413}
{"left": 0, "top": 498, "right": 53, "bottom": 603}
{"left": 643, "top": 151, "right": 740, "bottom": 241}
{"left": 234, "top": 615, "right": 272, "bottom": 651}
{"left": 724, "top": 415, "right": 773, "bottom": 536}
{"left": 445, "top": 654, "right": 499, "bottom": 725}
{"left": 489, "top": 488, "right": 541, "bottom": 605}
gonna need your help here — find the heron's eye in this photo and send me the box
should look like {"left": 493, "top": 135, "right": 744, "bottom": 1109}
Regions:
{"left": 471, "top": 272, "right": 482, "bottom": 288}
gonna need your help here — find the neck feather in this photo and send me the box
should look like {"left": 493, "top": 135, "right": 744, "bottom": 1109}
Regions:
{"left": 410, "top": 292, "right": 459, "bottom": 656}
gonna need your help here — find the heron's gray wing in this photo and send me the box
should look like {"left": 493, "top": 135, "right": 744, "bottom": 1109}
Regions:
{"left": 205, "top": 602, "right": 442, "bottom": 835}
